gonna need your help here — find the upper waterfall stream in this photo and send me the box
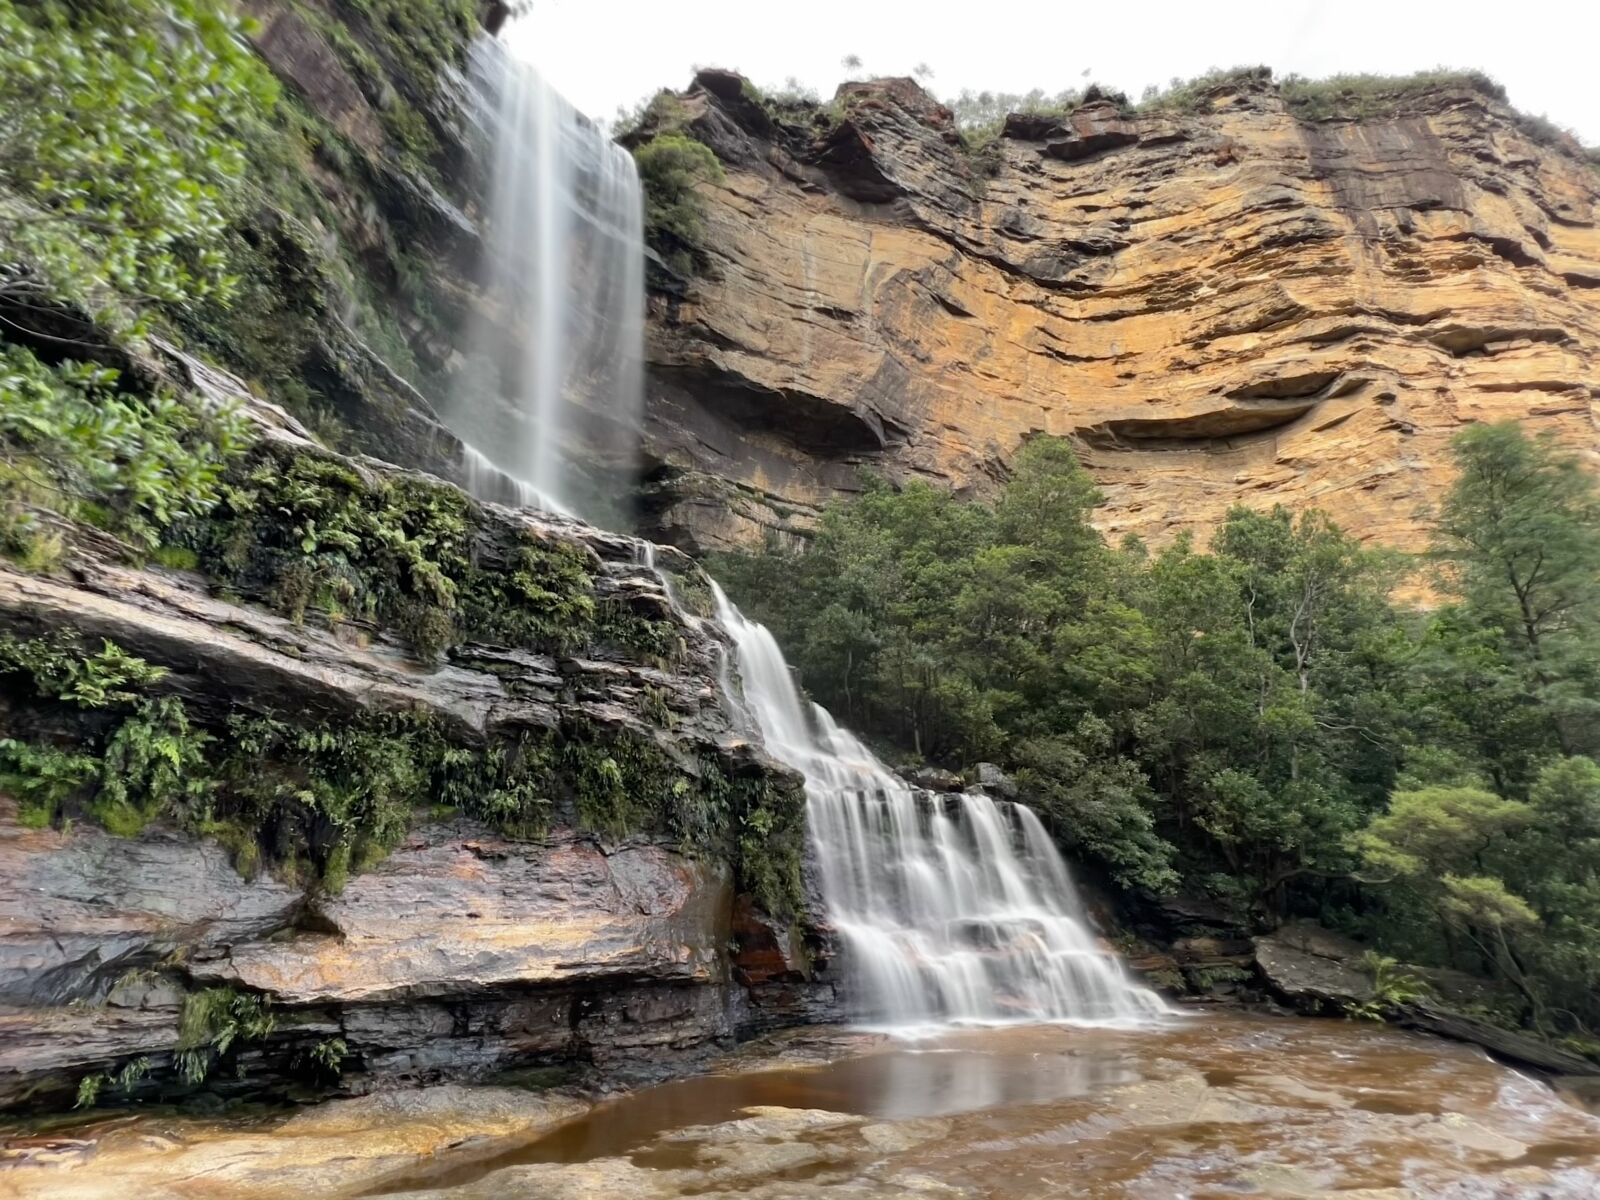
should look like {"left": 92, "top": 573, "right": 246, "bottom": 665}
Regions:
{"left": 449, "top": 38, "right": 644, "bottom": 518}
{"left": 452, "top": 45, "right": 1163, "bottom": 1032}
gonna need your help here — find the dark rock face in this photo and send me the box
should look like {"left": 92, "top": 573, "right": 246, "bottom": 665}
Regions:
{"left": 0, "top": 361, "right": 841, "bottom": 1111}
{"left": 0, "top": 817, "right": 300, "bottom": 1010}
{"left": 1253, "top": 922, "right": 1595, "bottom": 1076}
{"left": 0, "top": 807, "right": 757, "bottom": 1107}
{"left": 1253, "top": 924, "right": 1375, "bottom": 1013}
{"left": 199, "top": 827, "right": 732, "bottom": 1005}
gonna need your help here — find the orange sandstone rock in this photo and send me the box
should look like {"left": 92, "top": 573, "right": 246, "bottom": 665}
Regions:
{"left": 641, "top": 72, "right": 1600, "bottom": 558}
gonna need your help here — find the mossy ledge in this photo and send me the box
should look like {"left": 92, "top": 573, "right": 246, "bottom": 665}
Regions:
{"left": 0, "top": 347, "right": 813, "bottom": 1114}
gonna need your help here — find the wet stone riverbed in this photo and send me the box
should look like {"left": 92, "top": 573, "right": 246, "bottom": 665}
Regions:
{"left": 4, "top": 1013, "right": 1600, "bottom": 1199}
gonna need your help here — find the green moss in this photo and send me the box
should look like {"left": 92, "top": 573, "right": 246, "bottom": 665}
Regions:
{"left": 150, "top": 545, "right": 200, "bottom": 571}
{"left": 731, "top": 772, "right": 807, "bottom": 917}
{"left": 457, "top": 537, "right": 598, "bottom": 651}
{"left": 194, "top": 442, "right": 678, "bottom": 666}
{"left": 561, "top": 723, "right": 807, "bottom": 915}
{"left": 0, "top": 740, "right": 97, "bottom": 828}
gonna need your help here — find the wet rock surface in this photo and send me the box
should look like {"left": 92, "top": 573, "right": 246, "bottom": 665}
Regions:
{"left": 7, "top": 1015, "right": 1599, "bottom": 1199}
{"left": 1252, "top": 921, "right": 1597, "bottom": 1075}
{"left": 0, "top": 800, "right": 761, "bottom": 1109}
{"left": 0, "top": 374, "right": 832, "bottom": 1112}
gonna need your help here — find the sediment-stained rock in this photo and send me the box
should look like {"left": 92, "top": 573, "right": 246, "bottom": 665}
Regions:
{"left": 640, "top": 71, "right": 1600, "bottom": 556}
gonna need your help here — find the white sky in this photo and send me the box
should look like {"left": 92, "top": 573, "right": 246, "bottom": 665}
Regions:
{"left": 507, "top": 0, "right": 1600, "bottom": 144}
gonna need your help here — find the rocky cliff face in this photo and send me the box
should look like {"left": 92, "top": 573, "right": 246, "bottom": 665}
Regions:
{"left": 0, "top": 345, "right": 832, "bottom": 1112}
{"left": 639, "top": 71, "right": 1600, "bottom": 555}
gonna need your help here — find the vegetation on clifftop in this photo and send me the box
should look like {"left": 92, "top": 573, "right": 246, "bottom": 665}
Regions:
{"left": 717, "top": 425, "right": 1600, "bottom": 1043}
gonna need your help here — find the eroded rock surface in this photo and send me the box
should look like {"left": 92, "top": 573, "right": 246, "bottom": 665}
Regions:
{"left": 11, "top": 1017, "right": 1599, "bottom": 1199}
{"left": 640, "top": 72, "right": 1600, "bottom": 556}
{"left": 0, "top": 367, "right": 833, "bottom": 1111}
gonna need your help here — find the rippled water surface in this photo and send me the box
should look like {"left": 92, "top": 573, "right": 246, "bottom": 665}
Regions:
{"left": 8, "top": 1014, "right": 1600, "bottom": 1199}
{"left": 371, "top": 1014, "right": 1600, "bottom": 1199}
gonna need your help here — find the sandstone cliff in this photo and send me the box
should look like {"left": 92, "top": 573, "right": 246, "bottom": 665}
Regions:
{"left": 638, "top": 70, "right": 1600, "bottom": 556}
{"left": 0, "top": 351, "right": 828, "bottom": 1111}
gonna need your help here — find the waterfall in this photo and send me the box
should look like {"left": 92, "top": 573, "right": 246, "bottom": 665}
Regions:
{"left": 711, "top": 585, "right": 1169, "bottom": 1031}
{"left": 449, "top": 39, "right": 645, "bottom": 518}
{"left": 467, "top": 42, "right": 1164, "bottom": 1033}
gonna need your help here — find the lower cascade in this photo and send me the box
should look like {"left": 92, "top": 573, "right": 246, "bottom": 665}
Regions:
{"left": 712, "top": 586, "right": 1168, "bottom": 1029}
{"left": 456, "top": 53, "right": 1164, "bottom": 1034}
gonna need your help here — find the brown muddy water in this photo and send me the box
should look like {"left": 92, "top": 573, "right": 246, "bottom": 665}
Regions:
{"left": 5, "top": 1013, "right": 1600, "bottom": 1199}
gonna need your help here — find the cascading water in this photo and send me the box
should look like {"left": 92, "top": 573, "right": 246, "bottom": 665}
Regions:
{"left": 712, "top": 585, "right": 1168, "bottom": 1030}
{"left": 449, "top": 39, "right": 645, "bottom": 517}
{"left": 469, "top": 35, "right": 1163, "bottom": 1033}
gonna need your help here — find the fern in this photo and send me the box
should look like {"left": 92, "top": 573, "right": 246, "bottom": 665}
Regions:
{"left": 176, "top": 989, "right": 274, "bottom": 1084}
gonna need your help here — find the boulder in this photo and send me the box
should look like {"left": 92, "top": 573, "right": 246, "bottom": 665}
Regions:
{"left": 1253, "top": 923, "right": 1374, "bottom": 1013}
{"left": 972, "top": 763, "right": 1018, "bottom": 798}
{"left": 901, "top": 766, "right": 963, "bottom": 793}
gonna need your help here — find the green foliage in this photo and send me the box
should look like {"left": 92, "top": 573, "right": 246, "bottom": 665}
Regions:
{"left": 94, "top": 698, "right": 213, "bottom": 836}
{"left": 0, "top": 345, "right": 252, "bottom": 552}
{"left": 218, "top": 715, "right": 433, "bottom": 874}
{"left": 0, "top": 0, "right": 279, "bottom": 334}
{"left": 0, "top": 624, "right": 770, "bottom": 895}
{"left": 0, "top": 739, "right": 96, "bottom": 827}
{"left": 718, "top": 421, "right": 1600, "bottom": 1039}
{"left": 195, "top": 445, "right": 635, "bottom": 663}
{"left": 340, "top": 0, "right": 477, "bottom": 102}
{"left": 559, "top": 727, "right": 805, "bottom": 915}
{"left": 945, "top": 87, "right": 1086, "bottom": 139}
{"left": 458, "top": 538, "right": 598, "bottom": 652}
{"left": 633, "top": 134, "right": 726, "bottom": 276}
{"left": 1345, "top": 953, "right": 1429, "bottom": 1021}
{"left": 73, "top": 1073, "right": 103, "bottom": 1109}
{"left": 0, "top": 632, "right": 168, "bottom": 707}
{"left": 1137, "top": 66, "right": 1271, "bottom": 113}
{"left": 308, "top": 1037, "right": 348, "bottom": 1078}
{"left": 1430, "top": 423, "right": 1600, "bottom": 770}
{"left": 717, "top": 439, "right": 1410, "bottom": 910}
{"left": 1280, "top": 69, "right": 1504, "bottom": 122}
{"left": 176, "top": 988, "right": 274, "bottom": 1084}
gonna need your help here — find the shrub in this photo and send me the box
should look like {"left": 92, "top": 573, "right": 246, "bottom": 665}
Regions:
{"left": 1280, "top": 69, "right": 1503, "bottom": 122}
{"left": 0, "top": 345, "right": 252, "bottom": 552}
{"left": 633, "top": 134, "right": 726, "bottom": 276}
{"left": 0, "top": 0, "right": 279, "bottom": 334}
{"left": 1345, "top": 952, "right": 1429, "bottom": 1021}
{"left": 176, "top": 988, "right": 275, "bottom": 1084}
{"left": 1136, "top": 66, "right": 1271, "bottom": 113}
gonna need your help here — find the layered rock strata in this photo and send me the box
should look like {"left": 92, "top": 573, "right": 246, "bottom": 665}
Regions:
{"left": 0, "top": 359, "right": 834, "bottom": 1112}
{"left": 639, "top": 71, "right": 1600, "bottom": 554}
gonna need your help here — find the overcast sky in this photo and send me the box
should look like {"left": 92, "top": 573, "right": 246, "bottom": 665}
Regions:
{"left": 506, "top": 0, "right": 1600, "bottom": 144}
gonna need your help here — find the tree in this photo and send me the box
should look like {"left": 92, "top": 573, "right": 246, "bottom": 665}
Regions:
{"left": 0, "top": 1, "right": 279, "bottom": 336}
{"left": 1433, "top": 423, "right": 1600, "bottom": 758}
